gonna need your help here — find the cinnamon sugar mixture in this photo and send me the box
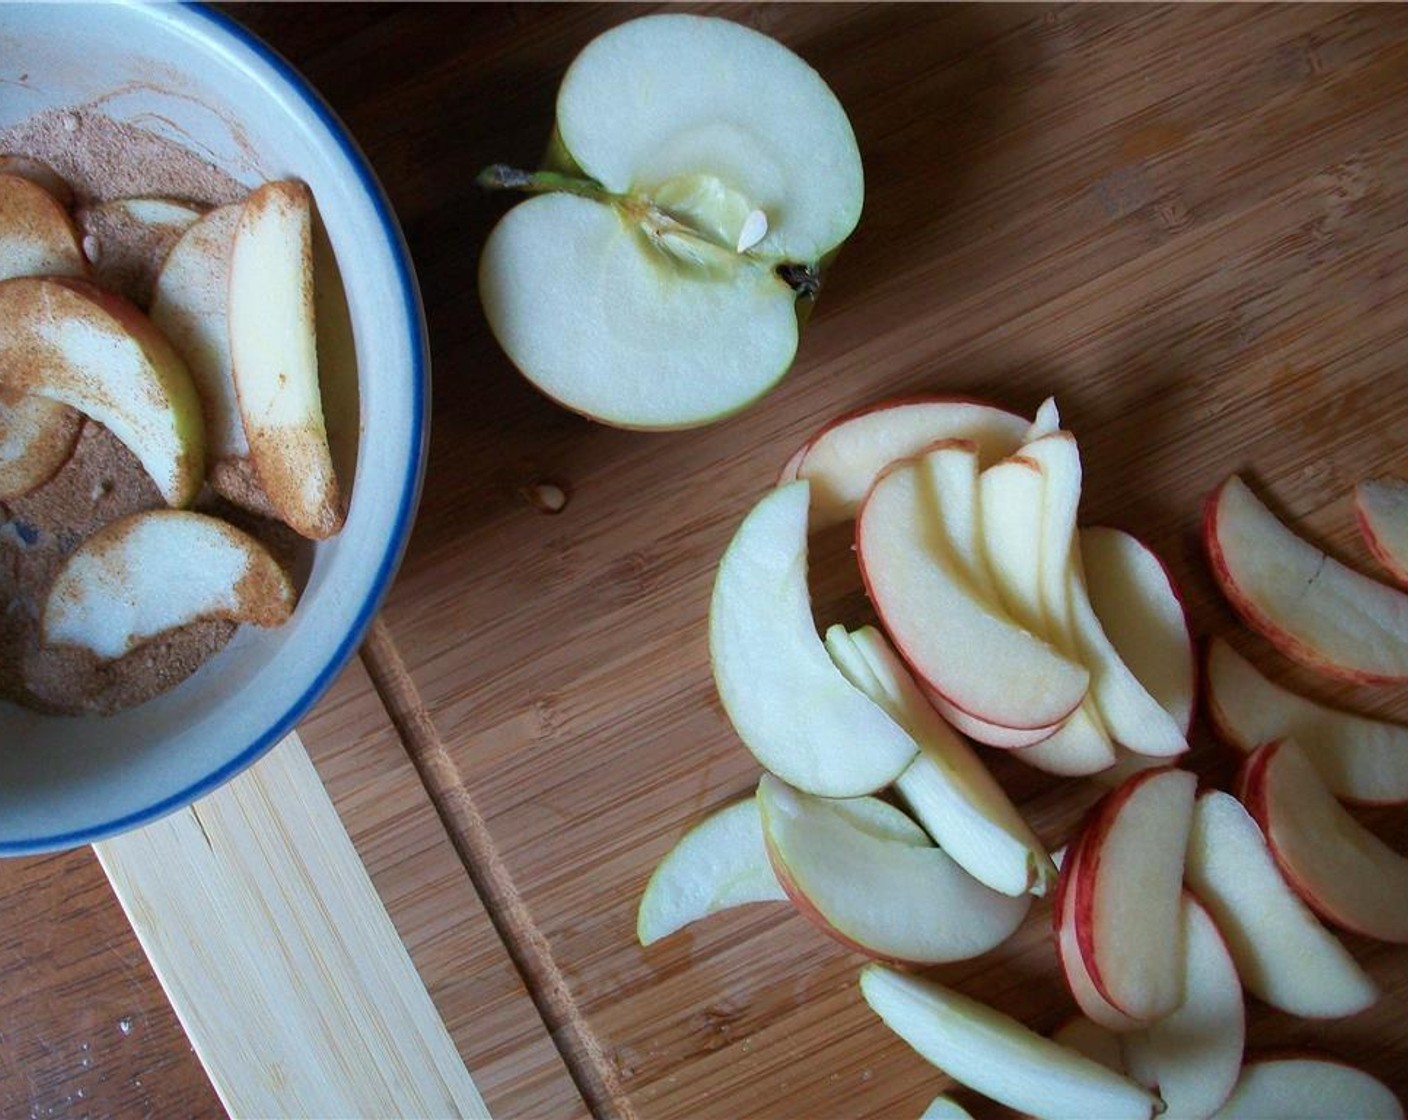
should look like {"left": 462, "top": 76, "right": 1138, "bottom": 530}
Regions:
{"left": 0, "top": 110, "right": 298, "bottom": 715}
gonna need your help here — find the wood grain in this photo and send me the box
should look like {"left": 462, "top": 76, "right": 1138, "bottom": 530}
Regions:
{"left": 235, "top": 4, "right": 1408, "bottom": 1117}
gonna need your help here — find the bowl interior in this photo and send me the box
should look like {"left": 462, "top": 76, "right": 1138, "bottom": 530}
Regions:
{"left": 0, "top": 3, "right": 426, "bottom": 852}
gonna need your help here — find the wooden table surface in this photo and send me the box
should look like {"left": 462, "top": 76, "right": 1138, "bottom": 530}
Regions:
{"left": 5, "top": 4, "right": 1408, "bottom": 1117}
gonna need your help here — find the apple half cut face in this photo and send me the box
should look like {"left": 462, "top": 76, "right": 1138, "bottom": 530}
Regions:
{"left": 1210, "top": 1054, "right": 1403, "bottom": 1120}
{"left": 856, "top": 441, "right": 1089, "bottom": 736}
{"left": 0, "top": 275, "right": 205, "bottom": 506}
{"left": 781, "top": 396, "right": 1030, "bottom": 529}
{"left": 636, "top": 798, "right": 787, "bottom": 947}
{"left": 827, "top": 624, "right": 1057, "bottom": 898}
{"left": 709, "top": 481, "right": 918, "bottom": 796}
{"left": 758, "top": 775, "right": 1029, "bottom": 963}
{"left": 42, "top": 510, "right": 294, "bottom": 660}
{"left": 1205, "top": 475, "right": 1408, "bottom": 683}
{"left": 1238, "top": 738, "right": 1408, "bottom": 943}
{"left": 1071, "top": 767, "right": 1197, "bottom": 1024}
{"left": 479, "top": 13, "right": 863, "bottom": 430}
{"left": 1206, "top": 638, "right": 1408, "bottom": 806}
{"left": 1355, "top": 477, "right": 1408, "bottom": 588}
{"left": 858, "top": 965, "right": 1161, "bottom": 1120}
{"left": 1183, "top": 789, "right": 1377, "bottom": 1019}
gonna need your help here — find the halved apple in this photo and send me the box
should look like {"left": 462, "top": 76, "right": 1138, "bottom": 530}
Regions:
{"left": 151, "top": 203, "right": 247, "bottom": 462}
{"left": 1238, "top": 738, "right": 1408, "bottom": 943}
{"left": 1211, "top": 1054, "right": 1403, "bottom": 1120}
{"left": 1206, "top": 475, "right": 1408, "bottom": 683}
{"left": 858, "top": 965, "right": 1160, "bottom": 1120}
{"left": 0, "top": 171, "right": 87, "bottom": 280}
{"left": 1072, "top": 767, "right": 1196, "bottom": 1023}
{"left": 856, "top": 442, "right": 1089, "bottom": 736}
{"left": 0, "top": 275, "right": 204, "bottom": 505}
{"left": 1120, "top": 894, "right": 1244, "bottom": 1120}
{"left": 1356, "top": 477, "right": 1408, "bottom": 588}
{"left": 827, "top": 624, "right": 1056, "bottom": 897}
{"left": 0, "top": 395, "right": 83, "bottom": 501}
{"left": 228, "top": 180, "right": 344, "bottom": 539}
{"left": 1183, "top": 788, "right": 1377, "bottom": 1019}
{"left": 479, "top": 14, "right": 863, "bottom": 429}
{"left": 1206, "top": 638, "right": 1408, "bottom": 805}
{"left": 758, "top": 775, "right": 1029, "bottom": 963}
{"left": 636, "top": 798, "right": 786, "bottom": 946}
{"left": 1079, "top": 527, "right": 1195, "bottom": 740}
{"left": 43, "top": 509, "right": 294, "bottom": 659}
{"left": 781, "top": 396, "right": 1029, "bottom": 528}
{"left": 710, "top": 482, "right": 917, "bottom": 796}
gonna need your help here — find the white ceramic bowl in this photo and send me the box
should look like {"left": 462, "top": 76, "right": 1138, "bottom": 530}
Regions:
{"left": 0, "top": 4, "right": 428, "bottom": 852}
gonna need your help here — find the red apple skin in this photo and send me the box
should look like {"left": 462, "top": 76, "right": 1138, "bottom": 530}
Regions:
{"left": 1354, "top": 492, "right": 1408, "bottom": 589}
{"left": 778, "top": 393, "right": 1029, "bottom": 487}
{"left": 856, "top": 445, "right": 1086, "bottom": 736}
{"left": 1204, "top": 478, "right": 1408, "bottom": 685}
{"left": 1071, "top": 766, "right": 1184, "bottom": 1017}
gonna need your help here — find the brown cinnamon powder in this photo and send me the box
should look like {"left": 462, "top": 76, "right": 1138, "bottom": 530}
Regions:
{"left": 0, "top": 109, "right": 299, "bottom": 716}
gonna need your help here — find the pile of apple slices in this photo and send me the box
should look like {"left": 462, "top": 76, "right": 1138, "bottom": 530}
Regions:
{"left": 0, "top": 160, "right": 345, "bottom": 667}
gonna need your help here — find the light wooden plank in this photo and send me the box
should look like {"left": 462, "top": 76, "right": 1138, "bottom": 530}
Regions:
{"left": 94, "top": 732, "right": 489, "bottom": 1120}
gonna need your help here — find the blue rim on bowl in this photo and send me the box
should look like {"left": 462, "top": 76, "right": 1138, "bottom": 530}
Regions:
{"left": 1, "top": 2, "right": 430, "bottom": 854}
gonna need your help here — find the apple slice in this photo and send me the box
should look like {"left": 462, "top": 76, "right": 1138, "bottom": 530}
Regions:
{"left": 0, "top": 275, "right": 204, "bottom": 505}
{"left": 481, "top": 14, "right": 863, "bottom": 429}
{"left": 858, "top": 965, "right": 1160, "bottom": 1120}
{"left": 0, "top": 395, "right": 83, "bottom": 500}
{"left": 228, "top": 180, "right": 344, "bottom": 539}
{"left": 1239, "top": 738, "right": 1408, "bottom": 943}
{"left": 637, "top": 798, "right": 786, "bottom": 946}
{"left": 1206, "top": 475, "right": 1408, "bottom": 683}
{"left": 1120, "top": 894, "right": 1244, "bottom": 1120}
{"left": 919, "top": 1095, "right": 973, "bottom": 1120}
{"left": 758, "top": 775, "right": 1029, "bottom": 963}
{"left": 857, "top": 443, "right": 1089, "bottom": 735}
{"left": 1183, "top": 789, "right": 1376, "bottom": 1018}
{"left": 0, "top": 171, "right": 86, "bottom": 280}
{"left": 78, "top": 196, "right": 203, "bottom": 305}
{"left": 827, "top": 624, "right": 1057, "bottom": 897}
{"left": 1356, "top": 477, "right": 1408, "bottom": 587}
{"left": 978, "top": 454, "right": 1045, "bottom": 633}
{"left": 925, "top": 691, "right": 1062, "bottom": 748}
{"left": 1052, "top": 1016, "right": 1127, "bottom": 1075}
{"left": 710, "top": 482, "right": 917, "bottom": 796}
{"left": 781, "top": 396, "right": 1029, "bottom": 528}
{"left": 43, "top": 510, "right": 294, "bottom": 659}
{"left": 150, "top": 202, "right": 247, "bottom": 462}
{"left": 1206, "top": 639, "right": 1408, "bottom": 805}
{"left": 1211, "top": 1054, "right": 1403, "bottom": 1120}
{"left": 1082, "top": 527, "right": 1196, "bottom": 736}
{"left": 0, "top": 154, "right": 73, "bottom": 208}
{"left": 1074, "top": 767, "right": 1197, "bottom": 1022}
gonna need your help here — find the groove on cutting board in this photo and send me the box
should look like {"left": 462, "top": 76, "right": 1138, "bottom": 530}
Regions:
{"left": 360, "top": 617, "right": 637, "bottom": 1120}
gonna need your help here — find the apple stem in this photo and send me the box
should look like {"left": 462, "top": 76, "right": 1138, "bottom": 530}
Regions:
{"left": 777, "top": 263, "right": 822, "bottom": 298}
{"left": 476, "top": 164, "right": 614, "bottom": 204}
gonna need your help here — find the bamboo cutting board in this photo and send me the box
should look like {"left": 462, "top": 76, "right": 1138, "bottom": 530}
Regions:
{"left": 9, "top": 4, "right": 1408, "bottom": 1117}
{"left": 237, "top": 4, "right": 1408, "bottom": 1117}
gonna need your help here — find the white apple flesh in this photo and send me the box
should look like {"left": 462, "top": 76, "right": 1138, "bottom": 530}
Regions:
{"left": 1211, "top": 1054, "right": 1403, "bottom": 1120}
{"left": 228, "top": 180, "right": 344, "bottom": 539}
{"left": 0, "top": 171, "right": 86, "bottom": 280}
{"left": 828, "top": 624, "right": 1057, "bottom": 897}
{"left": 1355, "top": 476, "right": 1408, "bottom": 587}
{"left": 919, "top": 1095, "right": 973, "bottom": 1120}
{"left": 43, "top": 509, "right": 294, "bottom": 659}
{"left": 1206, "top": 638, "right": 1408, "bottom": 805}
{"left": 0, "top": 275, "right": 205, "bottom": 506}
{"left": 1239, "top": 738, "right": 1408, "bottom": 943}
{"left": 1183, "top": 789, "right": 1377, "bottom": 1019}
{"left": 1051, "top": 1016, "right": 1127, "bottom": 1076}
{"left": 710, "top": 481, "right": 917, "bottom": 796}
{"left": 858, "top": 965, "right": 1160, "bottom": 1120}
{"left": 1206, "top": 474, "right": 1408, "bottom": 683}
{"left": 0, "top": 396, "right": 83, "bottom": 500}
{"left": 758, "top": 775, "right": 1029, "bottom": 963}
{"left": 480, "top": 13, "right": 863, "bottom": 429}
{"left": 782, "top": 396, "right": 1029, "bottom": 528}
{"left": 856, "top": 443, "right": 1089, "bottom": 735}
